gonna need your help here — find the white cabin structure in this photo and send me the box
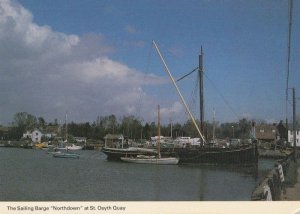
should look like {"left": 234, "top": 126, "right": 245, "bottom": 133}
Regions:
{"left": 288, "top": 130, "right": 300, "bottom": 147}
{"left": 23, "top": 129, "right": 43, "bottom": 143}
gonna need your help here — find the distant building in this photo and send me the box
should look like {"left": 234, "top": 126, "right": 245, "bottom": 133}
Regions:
{"left": 74, "top": 137, "right": 87, "bottom": 143}
{"left": 255, "top": 124, "right": 279, "bottom": 143}
{"left": 23, "top": 131, "right": 32, "bottom": 139}
{"left": 173, "top": 137, "right": 201, "bottom": 147}
{"left": 104, "top": 134, "right": 124, "bottom": 148}
{"left": 31, "top": 129, "right": 43, "bottom": 143}
{"left": 276, "top": 120, "right": 287, "bottom": 140}
{"left": 23, "top": 129, "right": 43, "bottom": 143}
{"left": 0, "top": 126, "right": 10, "bottom": 140}
{"left": 287, "top": 130, "right": 300, "bottom": 147}
{"left": 150, "top": 136, "right": 173, "bottom": 146}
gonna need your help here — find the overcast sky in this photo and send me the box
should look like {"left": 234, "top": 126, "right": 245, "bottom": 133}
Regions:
{"left": 0, "top": 0, "right": 299, "bottom": 125}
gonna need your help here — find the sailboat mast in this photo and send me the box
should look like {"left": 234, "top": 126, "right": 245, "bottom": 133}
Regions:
{"left": 213, "top": 108, "right": 216, "bottom": 141}
{"left": 199, "top": 47, "right": 204, "bottom": 135}
{"left": 65, "top": 112, "right": 68, "bottom": 141}
{"left": 286, "top": 0, "right": 293, "bottom": 140}
{"left": 158, "top": 105, "right": 161, "bottom": 158}
{"left": 152, "top": 40, "right": 206, "bottom": 143}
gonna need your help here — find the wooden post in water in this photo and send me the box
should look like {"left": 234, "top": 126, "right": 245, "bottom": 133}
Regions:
{"left": 292, "top": 88, "right": 297, "bottom": 161}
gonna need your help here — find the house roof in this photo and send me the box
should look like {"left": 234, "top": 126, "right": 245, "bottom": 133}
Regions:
{"left": 255, "top": 124, "right": 278, "bottom": 140}
{"left": 0, "top": 126, "right": 9, "bottom": 132}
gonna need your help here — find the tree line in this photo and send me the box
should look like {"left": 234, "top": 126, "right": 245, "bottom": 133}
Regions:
{"left": 3, "top": 112, "right": 257, "bottom": 141}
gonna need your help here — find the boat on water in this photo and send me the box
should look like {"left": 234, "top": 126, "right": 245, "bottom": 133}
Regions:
{"left": 48, "top": 151, "right": 62, "bottom": 155}
{"left": 66, "top": 144, "right": 83, "bottom": 150}
{"left": 173, "top": 144, "right": 256, "bottom": 165}
{"left": 53, "top": 152, "right": 80, "bottom": 159}
{"left": 152, "top": 40, "right": 258, "bottom": 165}
{"left": 121, "top": 155, "right": 179, "bottom": 165}
{"left": 35, "top": 142, "right": 48, "bottom": 149}
{"left": 102, "top": 147, "right": 158, "bottom": 161}
{"left": 102, "top": 133, "right": 161, "bottom": 160}
{"left": 120, "top": 105, "right": 179, "bottom": 165}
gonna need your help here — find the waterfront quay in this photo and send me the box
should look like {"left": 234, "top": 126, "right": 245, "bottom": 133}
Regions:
{"left": 251, "top": 151, "right": 300, "bottom": 201}
{"left": 283, "top": 165, "right": 300, "bottom": 200}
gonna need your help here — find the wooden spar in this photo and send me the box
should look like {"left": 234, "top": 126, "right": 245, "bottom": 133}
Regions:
{"left": 152, "top": 40, "right": 206, "bottom": 143}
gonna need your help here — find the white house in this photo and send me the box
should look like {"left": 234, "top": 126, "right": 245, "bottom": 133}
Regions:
{"left": 23, "top": 131, "right": 32, "bottom": 139}
{"left": 288, "top": 130, "right": 300, "bottom": 147}
{"left": 31, "top": 129, "right": 43, "bottom": 143}
{"left": 23, "top": 129, "right": 43, "bottom": 143}
{"left": 150, "top": 136, "right": 173, "bottom": 146}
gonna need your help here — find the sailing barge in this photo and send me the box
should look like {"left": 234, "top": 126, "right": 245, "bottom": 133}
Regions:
{"left": 102, "top": 41, "right": 258, "bottom": 166}
{"left": 152, "top": 40, "right": 258, "bottom": 166}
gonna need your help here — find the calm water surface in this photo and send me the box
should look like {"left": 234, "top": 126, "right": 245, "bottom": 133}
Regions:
{"left": 0, "top": 148, "right": 276, "bottom": 201}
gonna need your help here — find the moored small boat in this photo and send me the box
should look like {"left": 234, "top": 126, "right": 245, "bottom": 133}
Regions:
{"left": 66, "top": 144, "right": 83, "bottom": 150}
{"left": 120, "top": 105, "right": 179, "bottom": 165}
{"left": 53, "top": 152, "right": 80, "bottom": 159}
{"left": 47, "top": 150, "right": 62, "bottom": 155}
{"left": 121, "top": 155, "right": 179, "bottom": 165}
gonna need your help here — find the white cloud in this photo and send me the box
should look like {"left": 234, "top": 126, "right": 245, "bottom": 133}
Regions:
{"left": 0, "top": 0, "right": 182, "bottom": 124}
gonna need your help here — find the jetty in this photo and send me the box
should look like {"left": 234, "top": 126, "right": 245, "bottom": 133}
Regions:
{"left": 251, "top": 151, "right": 300, "bottom": 201}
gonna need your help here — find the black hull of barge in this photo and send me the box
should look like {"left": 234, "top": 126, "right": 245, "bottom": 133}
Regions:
{"left": 173, "top": 145, "right": 258, "bottom": 165}
{"left": 102, "top": 149, "right": 139, "bottom": 161}
{"left": 102, "top": 145, "right": 258, "bottom": 165}
{"left": 102, "top": 148, "right": 158, "bottom": 161}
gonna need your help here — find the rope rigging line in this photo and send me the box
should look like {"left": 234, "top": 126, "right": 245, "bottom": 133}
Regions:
{"left": 175, "top": 64, "right": 240, "bottom": 121}
{"left": 176, "top": 67, "right": 198, "bottom": 82}
{"left": 191, "top": 74, "right": 199, "bottom": 118}
{"left": 203, "top": 73, "right": 240, "bottom": 121}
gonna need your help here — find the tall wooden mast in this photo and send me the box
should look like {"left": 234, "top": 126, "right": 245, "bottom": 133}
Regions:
{"left": 199, "top": 47, "right": 204, "bottom": 136}
{"left": 152, "top": 40, "right": 206, "bottom": 143}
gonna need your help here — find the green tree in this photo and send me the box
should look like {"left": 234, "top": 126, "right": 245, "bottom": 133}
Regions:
{"left": 37, "top": 117, "right": 47, "bottom": 130}
{"left": 11, "top": 112, "right": 37, "bottom": 139}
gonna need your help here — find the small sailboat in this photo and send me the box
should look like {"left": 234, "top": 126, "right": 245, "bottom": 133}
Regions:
{"left": 53, "top": 112, "right": 80, "bottom": 159}
{"left": 53, "top": 152, "right": 80, "bottom": 159}
{"left": 66, "top": 144, "right": 83, "bottom": 151}
{"left": 121, "top": 105, "right": 179, "bottom": 165}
